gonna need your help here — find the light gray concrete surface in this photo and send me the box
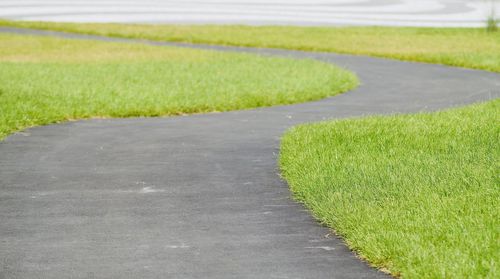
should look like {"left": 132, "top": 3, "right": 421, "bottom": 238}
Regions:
{"left": 0, "top": 27, "right": 499, "bottom": 278}
{"left": 0, "top": 0, "right": 499, "bottom": 27}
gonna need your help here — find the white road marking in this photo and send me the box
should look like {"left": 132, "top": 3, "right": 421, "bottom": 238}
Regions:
{"left": 306, "top": 246, "right": 336, "bottom": 251}
{"left": 165, "top": 243, "right": 190, "bottom": 249}
{"left": 139, "top": 186, "right": 165, "bottom": 194}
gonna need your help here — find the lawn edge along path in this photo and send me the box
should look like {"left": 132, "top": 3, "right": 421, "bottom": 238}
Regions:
{"left": 0, "top": 27, "right": 499, "bottom": 279}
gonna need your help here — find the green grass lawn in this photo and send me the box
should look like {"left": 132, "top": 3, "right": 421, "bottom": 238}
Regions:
{"left": 280, "top": 99, "right": 500, "bottom": 278}
{"left": 0, "top": 33, "right": 356, "bottom": 139}
{"left": 1, "top": 20, "right": 499, "bottom": 72}
{"left": 2, "top": 21, "right": 498, "bottom": 278}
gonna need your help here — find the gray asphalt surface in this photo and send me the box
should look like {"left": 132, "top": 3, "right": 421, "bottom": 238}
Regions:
{"left": 0, "top": 28, "right": 499, "bottom": 279}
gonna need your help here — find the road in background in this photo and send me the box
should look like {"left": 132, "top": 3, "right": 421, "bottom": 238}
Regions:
{"left": 0, "top": 0, "right": 498, "bottom": 27}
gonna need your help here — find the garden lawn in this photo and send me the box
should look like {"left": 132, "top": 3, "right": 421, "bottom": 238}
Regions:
{"left": 1, "top": 20, "right": 499, "bottom": 72}
{"left": 280, "top": 99, "right": 500, "bottom": 278}
{"left": 0, "top": 33, "right": 357, "bottom": 139}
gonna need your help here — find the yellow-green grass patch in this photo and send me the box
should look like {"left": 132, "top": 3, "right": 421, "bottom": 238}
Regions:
{"left": 0, "top": 33, "right": 357, "bottom": 139}
{"left": 1, "top": 20, "right": 499, "bottom": 72}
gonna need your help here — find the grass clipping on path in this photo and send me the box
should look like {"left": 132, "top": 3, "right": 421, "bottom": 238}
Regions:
{"left": 1, "top": 20, "right": 500, "bottom": 73}
{"left": 0, "top": 33, "right": 357, "bottom": 139}
{"left": 280, "top": 100, "right": 500, "bottom": 278}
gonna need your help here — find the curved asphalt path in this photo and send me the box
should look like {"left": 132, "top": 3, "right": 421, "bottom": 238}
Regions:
{"left": 0, "top": 28, "right": 499, "bottom": 278}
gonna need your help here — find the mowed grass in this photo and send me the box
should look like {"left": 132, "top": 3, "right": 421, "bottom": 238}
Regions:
{"left": 280, "top": 99, "right": 500, "bottom": 278}
{"left": 1, "top": 20, "right": 499, "bottom": 72}
{"left": 0, "top": 33, "right": 357, "bottom": 139}
{"left": 2, "top": 21, "right": 498, "bottom": 278}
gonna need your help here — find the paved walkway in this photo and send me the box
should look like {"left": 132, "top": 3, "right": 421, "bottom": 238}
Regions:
{"left": 0, "top": 0, "right": 498, "bottom": 27}
{"left": 0, "top": 28, "right": 499, "bottom": 278}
